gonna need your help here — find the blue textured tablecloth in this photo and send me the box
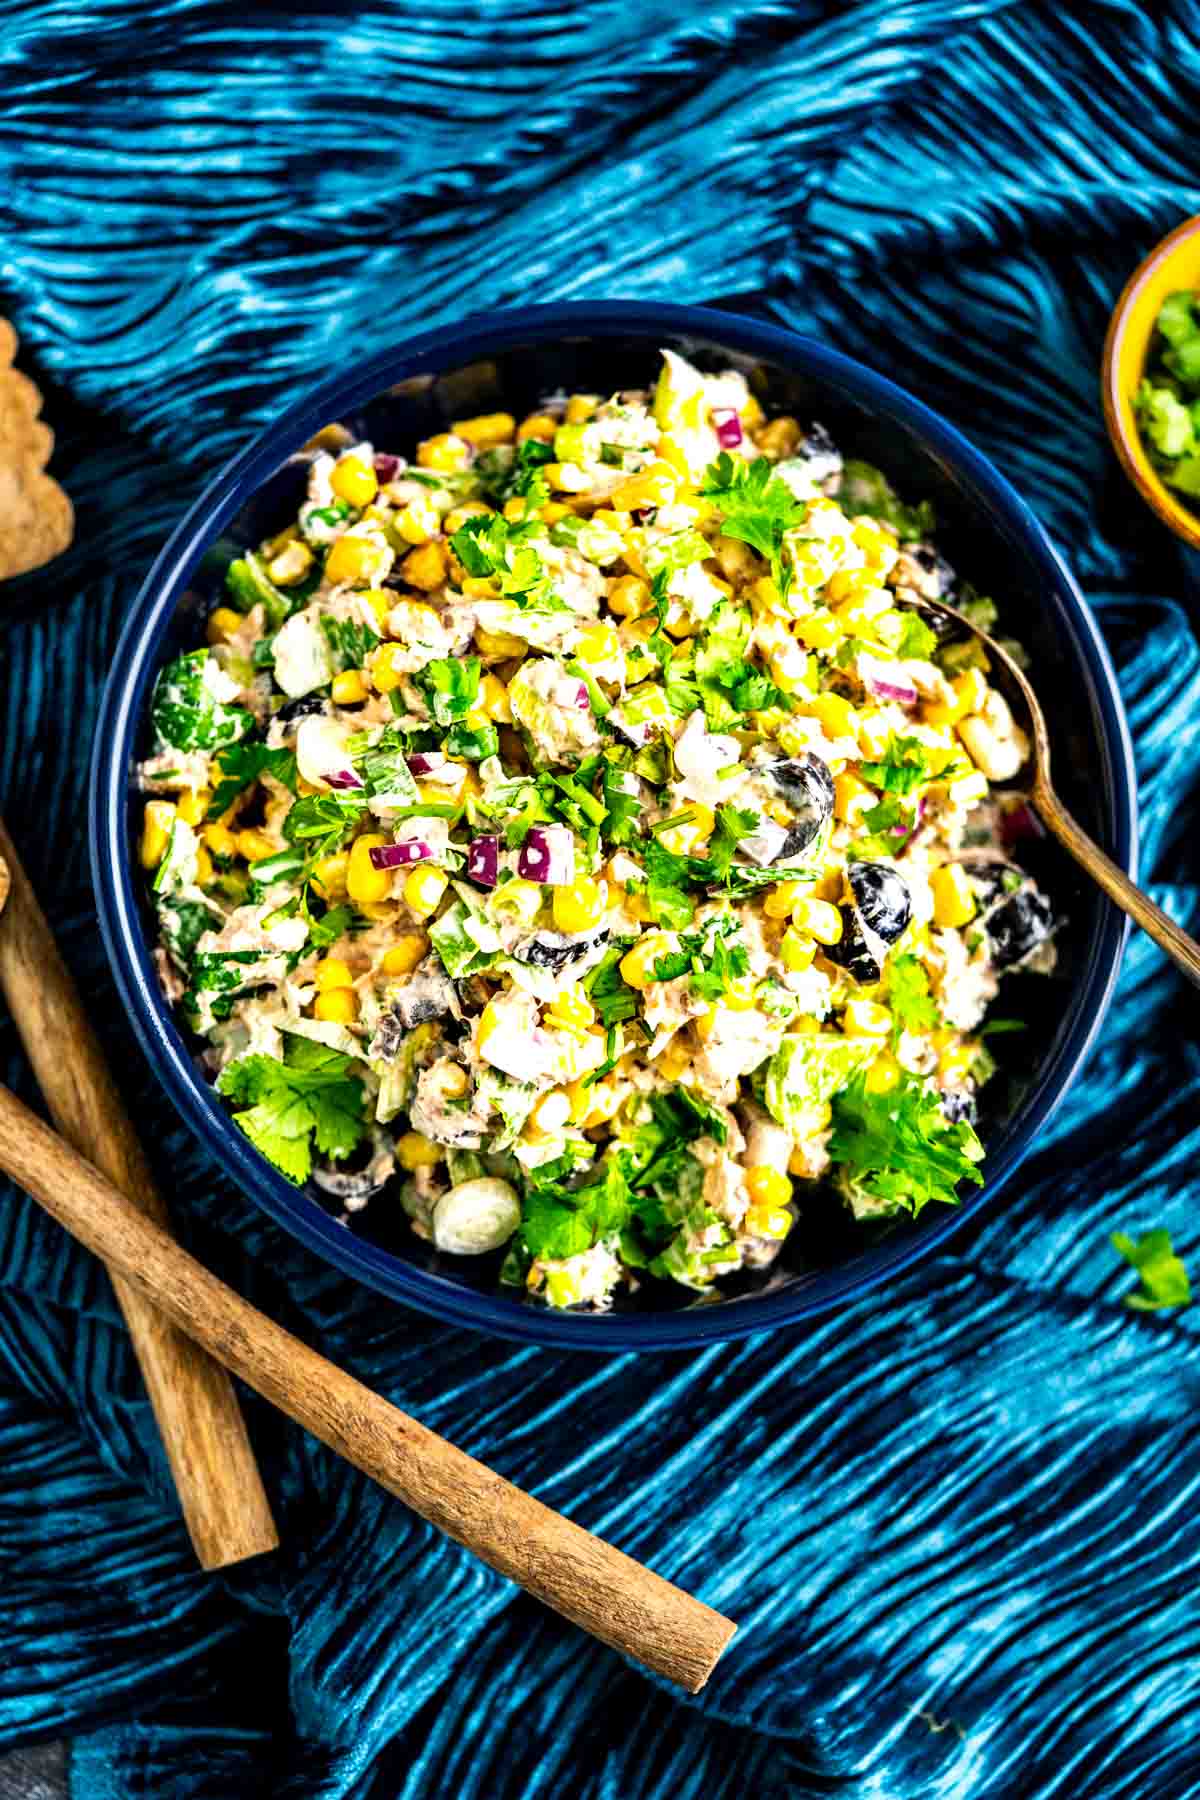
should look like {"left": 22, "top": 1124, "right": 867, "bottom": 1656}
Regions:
{"left": 3, "top": 4, "right": 1200, "bottom": 1795}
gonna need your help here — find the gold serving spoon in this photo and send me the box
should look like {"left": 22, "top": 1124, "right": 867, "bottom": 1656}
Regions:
{"left": 915, "top": 597, "right": 1200, "bottom": 989}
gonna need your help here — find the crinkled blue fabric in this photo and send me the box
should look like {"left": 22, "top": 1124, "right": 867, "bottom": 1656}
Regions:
{"left": 2, "top": 3, "right": 1200, "bottom": 1796}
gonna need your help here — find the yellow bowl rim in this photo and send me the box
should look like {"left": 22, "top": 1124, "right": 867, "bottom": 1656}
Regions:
{"left": 1102, "top": 211, "right": 1200, "bottom": 550}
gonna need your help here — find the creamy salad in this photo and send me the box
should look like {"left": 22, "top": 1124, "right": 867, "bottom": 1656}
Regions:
{"left": 137, "top": 350, "right": 1056, "bottom": 1310}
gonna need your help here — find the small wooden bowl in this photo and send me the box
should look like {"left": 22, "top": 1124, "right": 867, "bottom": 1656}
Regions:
{"left": 1102, "top": 213, "right": 1200, "bottom": 550}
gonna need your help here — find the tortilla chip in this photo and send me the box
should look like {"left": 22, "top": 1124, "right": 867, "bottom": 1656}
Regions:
{"left": 0, "top": 318, "right": 74, "bottom": 580}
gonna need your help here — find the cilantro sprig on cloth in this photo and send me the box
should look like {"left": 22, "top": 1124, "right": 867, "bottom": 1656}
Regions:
{"left": 1111, "top": 1230, "right": 1192, "bottom": 1311}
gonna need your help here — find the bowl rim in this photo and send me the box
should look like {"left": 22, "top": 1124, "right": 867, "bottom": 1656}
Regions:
{"left": 90, "top": 300, "right": 1139, "bottom": 1350}
{"left": 1101, "top": 211, "right": 1200, "bottom": 549}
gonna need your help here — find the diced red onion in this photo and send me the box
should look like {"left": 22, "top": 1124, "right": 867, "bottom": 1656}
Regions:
{"left": 407, "top": 751, "right": 447, "bottom": 776}
{"left": 713, "top": 408, "right": 744, "bottom": 449}
{"left": 327, "top": 769, "right": 365, "bottom": 791}
{"left": 572, "top": 681, "right": 591, "bottom": 711}
{"left": 859, "top": 655, "right": 918, "bottom": 707}
{"left": 368, "top": 840, "right": 432, "bottom": 869}
{"left": 630, "top": 507, "right": 654, "bottom": 527}
{"left": 466, "top": 835, "right": 500, "bottom": 888}
{"left": 373, "top": 453, "right": 401, "bottom": 482}
{"left": 1000, "top": 802, "right": 1045, "bottom": 846}
{"left": 517, "top": 825, "right": 575, "bottom": 885}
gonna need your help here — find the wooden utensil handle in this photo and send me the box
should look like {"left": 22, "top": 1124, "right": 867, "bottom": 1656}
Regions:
{"left": 0, "top": 1086, "right": 737, "bottom": 1693}
{"left": 0, "top": 822, "right": 278, "bottom": 1568}
{"left": 1034, "top": 784, "right": 1200, "bottom": 988}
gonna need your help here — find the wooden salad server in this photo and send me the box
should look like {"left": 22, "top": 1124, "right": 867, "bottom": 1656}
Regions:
{"left": 915, "top": 596, "right": 1200, "bottom": 988}
{"left": 0, "top": 1080, "right": 737, "bottom": 1693}
{"left": 0, "top": 822, "right": 279, "bottom": 1568}
{"left": 0, "top": 838, "right": 736, "bottom": 1691}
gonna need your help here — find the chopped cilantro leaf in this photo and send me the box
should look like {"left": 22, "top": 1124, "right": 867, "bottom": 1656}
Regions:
{"left": 830, "top": 1071, "right": 984, "bottom": 1217}
{"left": 894, "top": 611, "right": 938, "bottom": 660}
{"left": 209, "top": 742, "right": 298, "bottom": 818}
{"left": 838, "top": 460, "right": 935, "bottom": 541}
{"left": 583, "top": 943, "right": 640, "bottom": 1027}
{"left": 859, "top": 735, "right": 931, "bottom": 798}
{"left": 886, "top": 953, "right": 940, "bottom": 1043}
{"left": 700, "top": 452, "right": 807, "bottom": 597}
{"left": 706, "top": 803, "right": 759, "bottom": 880}
{"left": 217, "top": 1038, "right": 368, "bottom": 1186}
{"left": 414, "top": 657, "right": 481, "bottom": 726}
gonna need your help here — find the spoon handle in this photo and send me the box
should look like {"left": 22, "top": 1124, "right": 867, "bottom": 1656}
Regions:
{"left": 1034, "top": 784, "right": 1200, "bottom": 988}
{"left": 0, "top": 1084, "right": 737, "bottom": 1694}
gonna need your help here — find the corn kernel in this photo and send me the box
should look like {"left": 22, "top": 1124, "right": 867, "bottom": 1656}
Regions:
{"left": 201, "top": 822, "right": 239, "bottom": 860}
{"left": 543, "top": 1269, "right": 582, "bottom": 1307}
{"left": 574, "top": 622, "right": 620, "bottom": 666}
{"left": 607, "top": 575, "right": 651, "bottom": 619}
{"left": 794, "top": 610, "right": 842, "bottom": 652}
{"left": 780, "top": 927, "right": 816, "bottom": 972}
{"left": 313, "top": 957, "right": 354, "bottom": 992}
{"left": 552, "top": 878, "right": 607, "bottom": 936}
{"left": 745, "top": 1164, "right": 792, "bottom": 1209}
{"left": 451, "top": 412, "right": 515, "bottom": 448}
{"left": 653, "top": 1039, "right": 691, "bottom": 1081}
{"left": 620, "top": 932, "right": 676, "bottom": 990}
{"left": 833, "top": 771, "right": 875, "bottom": 827}
{"left": 529, "top": 1089, "right": 572, "bottom": 1135}
{"left": 566, "top": 394, "right": 598, "bottom": 424}
{"left": 929, "top": 863, "right": 977, "bottom": 930}
{"left": 206, "top": 606, "right": 245, "bottom": 645}
{"left": 609, "top": 462, "right": 678, "bottom": 512}
{"left": 237, "top": 828, "right": 277, "bottom": 864}
{"left": 489, "top": 878, "right": 543, "bottom": 927}
{"left": 347, "top": 833, "right": 391, "bottom": 905}
{"left": 477, "top": 672, "right": 512, "bottom": 722}
{"left": 401, "top": 540, "right": 449, "bottom": 592}
{"left": 393, "top": 497, "right": 440, "bottom": 546}
{"left": 740, "top": 394, "right": 765, "bottom": 428}
{"left": 763, "top": 879, "right": 807, "bottom": 920}
{"left": 692, "top": 1005, "right": 720, "bottom": 1043}
{"left": 545, "top": 987, "right": 596, "bottom": 1035}
{"left": 314, "top": 988, "right": 359, "bottom": 1025}
{"left": 404, "top": 864, "right": 448, "bottom": 917}
{"left": 396, "top": 1131, "right": 444, "bottom": 1171}
{"left": 658, "top": 804, "right": 715, "bottom": 857}
{"left": 330, "top": 454, "right": 378, "bottom": 509}
{"left": 756, "top": 415, "right": 801, "bottom": 458}
{"left": 175, "top": 788, "right": 210, "bottom": 827}
{"left": 866, "top": 1052, "right": 902, "bottom": 1095}
{"left": 843, "top": 997, "right": 892, "bottom": 1037}
{"left": 856, "top": 708, "right": 893, "bottom": 760}
{"left": 723, "top": 977, "right": 759, "bottom": 1012}
{"left": 790, "top": 897, "right": 843, "bottom": 945}
{"left": 744, "top": 1203, "right": 793, "bottom": 1240}
{"left": 475, "top": 624, "right": 526, "bottom": 658}
{"left": 851, "top": 521, "right": 892, "bottom": 563}
{"left": 331, "top": 669, "right": 369, "bottom": 706}
{"left": 139, "top": 802, "right": 176, "bottom": 871}
{"left": 809, "top": 693, "right": 859, "bottom": 739}
{"left": 325, "top": 534, "right": 388, "bottom": 587}
{"left": 370, "top": 643, "right": 407, "bottom": 694}
{"left": 517, "top": 412, "right": 558, "bottom": 443}
{"left": 438, "top": 1063, "right": 470, "bottom": 1100}
{"left": 312, "top": 851, "right": 349, "bottom": 900}
{"left": 381, "top": 935, "right": 429, "bottom": 976}
{"left": 538, "top": 501, "right": 571, "bottom": 523}
{"left": 193, "top": 845, "right": 214, "bottom": 886}
{"left": 939, "top": 1043, "right": 976, "bottom": 1085}
{"left": 417, "top": 433, "right": 470, "bottom": 473}
{"left": 503, "top": 496, "right": 528, "bottom": 523}
{"left": 441, "top": 503, "right": 491, "bottom": 538}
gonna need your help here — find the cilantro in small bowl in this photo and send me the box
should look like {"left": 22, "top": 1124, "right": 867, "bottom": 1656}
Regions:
{"left": 1133, "top": 290, "right": 1200, "bottom": 504}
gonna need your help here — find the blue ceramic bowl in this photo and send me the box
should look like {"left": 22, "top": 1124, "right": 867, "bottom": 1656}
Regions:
{"left": 90, "top": 303, "right": 1137, "bottom": 1350}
